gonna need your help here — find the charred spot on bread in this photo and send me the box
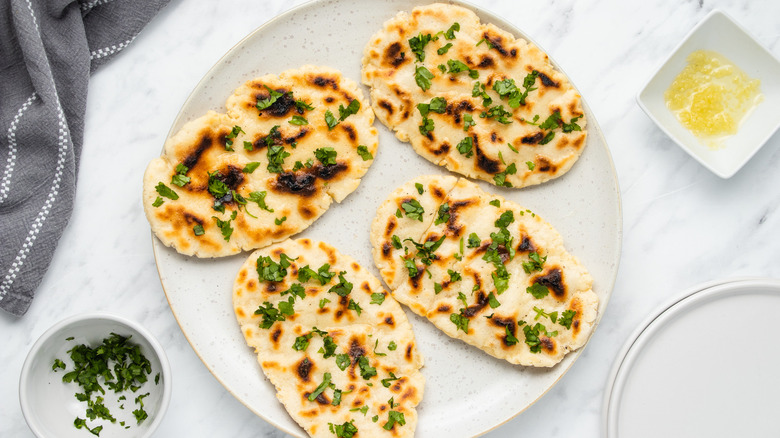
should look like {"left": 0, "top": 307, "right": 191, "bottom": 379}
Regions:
{"left": 474, "top": 136, "right": 501, "bottom": 174}
{"left": 297, "top": 357, "right": 312, "bottom": 382}
{"left": 521, "top": 132, "right": 544, "bottom": 144}
{"left": 538, "top": 72, "right": 560, "bottom": 88}
{"left": 428, "top": 141, "right": 450, "bottom": 156}
{"left": 182, "top": 134, "right": 214, "bottom": 170}
{"left": 262, "top": 89, "right": 296, "bottom": 117}
{"left": 341, "top": 123, "right": 357, "bottom": 141}
{"left": 517, "top": 235, "right": 536, "bottom": 253}
{"left": 348, "top": 338, "right": 366, "bottom": 361}
{"left": 273, "top": 171, "right": 318, "bottom": 196}
{"left": 462, "top": 291, "right": 490, "bottom": 317}
{"left": 478, "top": 55, "right": 495, "bottom": 68}
{"left": 317, "top": 162, "right": 348, "bottom": 180}
{"left": 283, "top": 127, "right": 310, "bottom": 144}
{"left": 182, "top": 212, "right": 204, "bottom": 226}
{"left": 384, "top": 41, "right": 408, "bottom": 67}
{"left": 384, "top": 315, "right": 395, "bottom": 326}
{"left": 378, "top": 99, "right": 394, "bottom": 115}
{"left": 534, "top": 268, "right": 566, "bottom": 299}
{"left": 537, "top": 157, "right": 557, "bottom": 173}
{"left": 381, "top": 242, "right": 392, "bottom": 257}
{"left": 482, "top": 32, "right": 513, "bottom": 58}
{"left": 385, "top": 217, "right": 397, "bottom": 237}
{"left": 311, "top": 75, "right": 339, "bottom": 90}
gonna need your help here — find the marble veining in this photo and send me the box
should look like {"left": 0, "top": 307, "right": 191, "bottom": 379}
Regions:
{"left": 2, "top": 0, "right": 779, "bottom": 437}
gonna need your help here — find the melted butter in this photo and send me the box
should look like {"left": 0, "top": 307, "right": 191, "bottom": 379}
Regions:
{"left": 664, "top": 50, "right": 763, "bottom": 148}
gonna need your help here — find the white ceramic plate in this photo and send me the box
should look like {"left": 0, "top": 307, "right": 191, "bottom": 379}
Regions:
{"left": 152, "top": 1, "right": 622, "bottom": 436}
{"left": 603, "top": 278, "right": 780, "bottom": 437}
{"left": 637, "top": 10, "right": 780, "bottom": 179}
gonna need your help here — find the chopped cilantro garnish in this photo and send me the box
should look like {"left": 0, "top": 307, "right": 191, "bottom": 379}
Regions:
{"left": 151, "top": 196, "right": 164, "bottom": 208}
{"left": 325, "top": 110, "right": 338, "bottom": 130}
{"left": 456, "top": 136, "right": 474, "bottom": 157}
{"left": 492, "top": 163, "right": 517, "bottom": 187}
{"left": 480, "top": 104, "right": 513, "bottom": 124}
{"left": 298, "top": 263, "right": 335, "bottom": 285}
{"left": 408, "top": 33, "right": 434, "bottom": 62}
{"left": 526, "top": 282, "right": 550, "bottom": 299}
{"left": 289, "top": 115, "right": 308, "bottom": 125}
{"left": 328, "top": 271, "right": 353, "bottom": 297}
{"left": 308, "top": 372, "right": 332, "bottom": 401}
{"left": 275, "top": 216, "right": 287, "bottom": 225}
{"left": 266, "top": 145, "right": 290, "bottom": 174}
{"left": 504, "top": 325, "right": 519, "bottom": 346}
{"left": 472, "top": 81, "right": 492, "bottom": 106}
{"left": 212, "top": 210, "right": 237, "bottom": 241}
{"left": 450, "top": 312, "right": 469, "bottom": 333}
{"left": 338, "top": 99, "right": 360, "bottom": 121}
{"left": 463, "top": 113, "right": 475, "bottom": 131}
{"left": 558, "top": 310, "right": 577, "bottom": 329}
{"left": 522, "top": 252, "right": 547, "bottom": 274}
{"left": 315, "top": 147, "right": 337, "bottom": 166}
{"left": 242, "top": 162, "right": 261, "bottom": 173}
{"left": 444, "top": 22, "right": 460, "bottom": 40}
{"left": 414, "top": 65, "right": 434, "bottom": 91}
{"left": 256, "top": 253, "right": 293, "bottom": 282}
{"left": 193, "top": 224, "right": 204, "bottom": 236}
{"left": 224, "top": 125, "right": 244, "bottom": 151}
{"left": 256, "top": 85, "right": 284, "bottom": 111}
{"left": 446, "top": 59, "right": 479, "bottom": 78}
{"left": 370, "top": 293, "right": 385, "bottom": 305}
{"left": 381, "top": 372, "right": 400, "bottom": 388}
{"left": 335, "top": 353, "right": 351, "bottom": 371}
{"left": 434, "top": 202, "right": 450, "bottom": 225}
{"left": 437, "top": 43, "right": 453, "bottom": 55}
{"left": 295, "top": 99, "right": 315, "bottom": 112}
{"left": 348, "top": 299, "right": 362, "bottom": 316}
{"left": 155, "top": 182, "right": 178, "bottom": 200}
{"left": 329, "top": 420, "right": 358, "bottom": 438}
{"left": 358, "top": 356, "right": 377, "bottom": 379}
{"left": 400, "top": 199, "right": 425, "bottom": 221}
{"left": 248, "top": 191, "right": 274, "bottom": 213}
{"left": 357, "top": 145, "right": 373, "bottom": 161}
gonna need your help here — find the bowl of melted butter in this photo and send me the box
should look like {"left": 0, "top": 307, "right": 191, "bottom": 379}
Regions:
{"left": 638, "top": 10, "right": 780, "bottom": 178}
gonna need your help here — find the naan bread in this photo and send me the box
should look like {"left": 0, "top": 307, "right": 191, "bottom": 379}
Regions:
{"left": 362, "top": 4, "right": 587, "bottom": 188}
{"left": 143, "top": 66, "right": 377, "bottom": 257}
{"left": 370, "top": 175, "right": 597, "bottom": 367}
{"left": 233, "top": 238, "right": 424, "bottom": 437}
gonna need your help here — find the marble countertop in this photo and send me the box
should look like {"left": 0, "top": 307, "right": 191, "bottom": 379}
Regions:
{"left": 2, "top": 0, "right": 779, "bottom": 436}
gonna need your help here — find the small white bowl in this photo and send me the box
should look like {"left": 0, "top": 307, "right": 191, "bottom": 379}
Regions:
{"left": 20, "top": 313, "right": 171, "bottom": 438}
{"left": 637, "top": 10, "right": 780, "bottom": 178}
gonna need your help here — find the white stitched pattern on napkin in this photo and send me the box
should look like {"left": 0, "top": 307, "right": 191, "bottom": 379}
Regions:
{"left": 0, "top": 104, "right": 70, "bottom": 302}
{"left": 0, "top": 93, "right": 37, "bottom": 205}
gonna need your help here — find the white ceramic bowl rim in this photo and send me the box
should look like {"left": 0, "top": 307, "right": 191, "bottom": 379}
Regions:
{"left": 19, "top": 312, "right": 172, "bottom": 438}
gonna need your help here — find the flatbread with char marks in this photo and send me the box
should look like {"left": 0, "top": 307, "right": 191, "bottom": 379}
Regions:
{"left": 143, "top": 65, "right": 377, "bottom": 257}
{"left": 362, "top": 4, "right": 587, "bottom": 188}
{"left": 371, "top": 175, "right": 597, "bottom": 367}
{"left": 233, "top": 238, "right": 424, "bottom": 437}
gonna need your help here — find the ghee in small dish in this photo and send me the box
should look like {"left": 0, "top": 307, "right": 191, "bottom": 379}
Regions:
{"left": 664, "top": 50, "right": 762, "bottom": 148}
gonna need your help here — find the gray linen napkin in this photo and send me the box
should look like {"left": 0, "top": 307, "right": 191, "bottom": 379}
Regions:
{"left": 0, "top": 0, "right": 169, "bottom": 316}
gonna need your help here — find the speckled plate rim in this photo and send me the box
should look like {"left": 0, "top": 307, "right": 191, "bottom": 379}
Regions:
{"left": 151, "top": 0, "right": 623, "bottom": 436}
{"left": 601, "top": 277, "right": 780, "bottom": 437}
